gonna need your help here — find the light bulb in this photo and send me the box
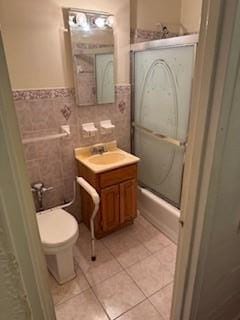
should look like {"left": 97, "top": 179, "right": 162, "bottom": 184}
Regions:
{"left": 82, "top": 23, "right": 90, "bottom": 31}
{"left": 68, "top": 15, "right": 76, "bottom": 27}
{"left": 95, "top": 17, "right": 106, "bottom": 28}
{"left": 75, "top": 12, "right": 87, "bottom": 27}
{"left": 106, "top": 16, "right": 114, "bottom": 28}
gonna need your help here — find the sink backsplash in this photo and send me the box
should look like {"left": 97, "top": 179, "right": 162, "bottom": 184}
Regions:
{"left": 13, "top": 84, "right": 131, "bottom": 217}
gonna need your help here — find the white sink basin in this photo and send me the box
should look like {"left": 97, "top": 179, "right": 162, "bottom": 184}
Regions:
{"left": 88, "top": 152, "right": 126, "bottom": 165}
{"left": 74, "top": 141, "right": 140, "bottom": 173}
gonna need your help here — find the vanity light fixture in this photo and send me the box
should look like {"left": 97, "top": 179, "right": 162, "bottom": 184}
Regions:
{"left": 68, "top": 10, "right": 114, "bottom": 31}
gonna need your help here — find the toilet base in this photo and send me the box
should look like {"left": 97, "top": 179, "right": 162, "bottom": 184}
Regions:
{"left": 45, "top": 247, "right": 76, "bottom": 284}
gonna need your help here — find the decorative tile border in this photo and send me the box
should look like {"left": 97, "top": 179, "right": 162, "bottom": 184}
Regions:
{"left": 13, "top": 85, "right": 131, "bottom": 101}
{"left": 12, "top": 88, "right": 75, "bottom": 101}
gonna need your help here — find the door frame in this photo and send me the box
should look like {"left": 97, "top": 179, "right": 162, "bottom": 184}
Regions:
{"left": 172, "top": 0, "right": 240, "bottom": 319}
{"left": 0, "top": 31, "right": 56, "bottom": 319}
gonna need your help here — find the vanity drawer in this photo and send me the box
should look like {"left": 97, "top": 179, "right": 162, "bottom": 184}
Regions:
{"left": 99, "top": 164, "right": 137, "bottom": 188}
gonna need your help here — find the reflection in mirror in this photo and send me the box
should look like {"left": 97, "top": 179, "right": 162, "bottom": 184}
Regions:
{"left": 68, "top": 9, "right": 115, "bottom": 106}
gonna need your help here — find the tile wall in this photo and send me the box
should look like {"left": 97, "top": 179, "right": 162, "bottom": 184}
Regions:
{"left": 131, "top": 28, "right": 177, "bottom": 43}
{"left": 13, "top": 85, "right": 131, "bottom": 219}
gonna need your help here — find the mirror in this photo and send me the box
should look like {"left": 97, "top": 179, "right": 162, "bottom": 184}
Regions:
{"left": 68, "top": 9, "right": 115, "bottom": 106}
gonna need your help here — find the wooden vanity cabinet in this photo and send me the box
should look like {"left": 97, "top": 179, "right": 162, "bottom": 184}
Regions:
{"left": 77, "top": 162, "right": 138, "bottom": 238}
{"left": 120, "top": 179, "right": 137, "bottom": 224}
{"left": 101, "top": 185, "right": 120, "bottom": 232}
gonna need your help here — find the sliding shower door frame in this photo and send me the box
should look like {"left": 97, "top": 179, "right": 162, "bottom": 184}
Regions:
{"left": 130, "top": 34, "right": 198, "bottom": 206}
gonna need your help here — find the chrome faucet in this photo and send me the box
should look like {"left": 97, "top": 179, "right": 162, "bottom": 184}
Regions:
{"left": 91, "top": 144, "right": 107, "bottom": 155}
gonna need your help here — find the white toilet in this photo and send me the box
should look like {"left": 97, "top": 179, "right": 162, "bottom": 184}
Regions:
{"left": 37, "top": 208, "right": 79, "bottom": 284}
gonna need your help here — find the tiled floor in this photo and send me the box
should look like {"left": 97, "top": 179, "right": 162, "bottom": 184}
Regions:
{"left": 51, "top": 215, "right": 177, "bottom": 320}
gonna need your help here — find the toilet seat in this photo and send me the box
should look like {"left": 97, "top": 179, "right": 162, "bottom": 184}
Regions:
{"left": 37, "top": 208, "right": 79, "bottom": 254}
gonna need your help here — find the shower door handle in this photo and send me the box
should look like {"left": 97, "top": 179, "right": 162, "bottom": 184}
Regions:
{"left": 132, "top": 122, "right": 187, "bottom": 148}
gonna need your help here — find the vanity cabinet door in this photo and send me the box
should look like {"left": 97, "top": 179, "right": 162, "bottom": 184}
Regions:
{"left": 119, "top": 179, "right": 137, "bottom": 223}
{"left": 101, "top": 185, "right": 120, "bottom": 232}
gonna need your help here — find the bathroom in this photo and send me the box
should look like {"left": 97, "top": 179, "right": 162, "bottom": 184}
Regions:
{"left": 0, "top": 0, "right": 206, "bottom": 319}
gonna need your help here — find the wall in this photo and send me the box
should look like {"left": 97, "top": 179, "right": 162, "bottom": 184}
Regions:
{"left": 0, "top": 0, "right": 130, "bottom": 89}
{"left": 13, "top": 86, "right": 131, "bottom": 216}
{"left": 130, "top": 0, "right": 202, "bottom": 43}
{"left": 180, "top": 0, "right": 202, "bottom": 33}
{"left": 0, "top": 0, "right": 202, "bottom": 86}
{"left": 131, "top": 0, "right": 182, "bottom": 33}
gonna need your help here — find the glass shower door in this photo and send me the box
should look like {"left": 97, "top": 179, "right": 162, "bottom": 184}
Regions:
{"left": 133, "top": 45, "right": 195, "bottom": 207}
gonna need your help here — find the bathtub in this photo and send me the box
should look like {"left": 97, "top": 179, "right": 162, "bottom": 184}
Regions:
{"left": 137, "top": 187, "right": 180, "bottom": 244}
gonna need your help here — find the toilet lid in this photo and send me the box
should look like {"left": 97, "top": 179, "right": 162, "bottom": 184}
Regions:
{"left": 37, "top": 209, "right": 79, "bottom": 248}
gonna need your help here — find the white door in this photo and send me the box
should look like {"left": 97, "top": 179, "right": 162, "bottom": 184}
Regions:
{"left": 172, "top": 1, "right": 240, "bottom": 319}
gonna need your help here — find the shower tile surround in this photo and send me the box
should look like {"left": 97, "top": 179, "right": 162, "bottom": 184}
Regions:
{"left": 131, "top": 28, "right": 178, "bottom": 43}
{"left": 13, "top": 85, "right": 131, "bottom": 216}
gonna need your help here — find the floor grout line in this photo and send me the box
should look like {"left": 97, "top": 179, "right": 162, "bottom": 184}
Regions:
{"left": 124, "top": 263, "right": 174, "bottom": 301}
{"left": 147, "top": 280, "right": 174, "bottom": 320}
{"left": 147, "top": 280, "right": 174, "bottom": 300}
{"left": 54, "top": 287, "right": 91, "bottom": 309}
{"left": 74, "top": 249, "right": 124, "bottom": 288}
{"left": 53, "top": 257, "right": 173, "bottom": 310}
{"left": 53, "top": 216, "right": 176, "bottom": 319}
{"left": 73, "top": 251, "right": 113, "bottom": 320}
{"left": 75, "top": 219, "right": 176, "bottom": 292}
{"left": 99, "top": 231, "right": 175, "bottom": 271}
{"left": 147, "top": 296, "right": 167, "bottom": 320}
{"left": 73, "top": 231, "right": 151, "bottom": 318}
{"left": 113, "top": 298, "right": 148, "bottom": 320}
{"left": 90, "top": 268, "right": 124, "bottom": 288}
{"left": 90, "top": 286, "right": 112, "bottom": 320}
